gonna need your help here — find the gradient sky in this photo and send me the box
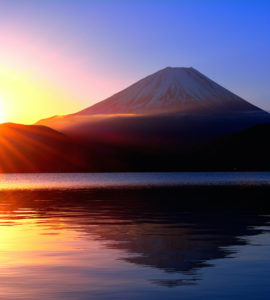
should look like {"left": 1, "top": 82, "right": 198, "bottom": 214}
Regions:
{"left": 0, "top": 0, "right": 269, "bottom": 124}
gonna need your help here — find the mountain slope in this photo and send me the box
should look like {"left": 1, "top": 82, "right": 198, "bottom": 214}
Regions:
{"left": 76, "top": 67, "right": 261, "bottom": 115}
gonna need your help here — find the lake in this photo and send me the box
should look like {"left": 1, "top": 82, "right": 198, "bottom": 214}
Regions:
{"left": 0, "top": 172, "right": 270, "bottom": 299}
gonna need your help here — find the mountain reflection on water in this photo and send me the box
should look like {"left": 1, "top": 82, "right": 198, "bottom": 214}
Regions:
{"left": 0, "top": 186, "right": 270, "bottom": 299}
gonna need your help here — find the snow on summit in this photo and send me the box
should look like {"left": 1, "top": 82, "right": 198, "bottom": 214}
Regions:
{"left": 78, "top": 67, "right": 261, "bottom": 115}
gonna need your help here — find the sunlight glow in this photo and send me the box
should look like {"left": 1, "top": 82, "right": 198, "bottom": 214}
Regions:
{"left": 0, "top": 100, "right": 5, "bottom": 124}
{"left": 0, "top": 29, "right": 122, "bottom": 124}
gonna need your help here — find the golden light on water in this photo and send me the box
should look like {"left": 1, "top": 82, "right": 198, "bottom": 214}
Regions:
{"left": 0, "top": 194, "right": 121, "bottom": 299}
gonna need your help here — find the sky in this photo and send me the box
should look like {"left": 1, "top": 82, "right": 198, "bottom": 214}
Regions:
{"left": 0, "top": 0, "right": 269, "bottom": 124}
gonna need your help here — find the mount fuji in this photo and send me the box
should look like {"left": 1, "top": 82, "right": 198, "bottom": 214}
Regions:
{"left": 36, "top": 67, "right": 270, "bottom": 171}
{"left": 76, "top": 67, "right": 260, "bottom": 115}
{"left": 33, "top": 67, "right": 270, "bottom": 171}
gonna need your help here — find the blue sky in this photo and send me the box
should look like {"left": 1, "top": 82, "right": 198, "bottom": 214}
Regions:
{"left": 0, "top": 0, "right": 269, "bottom": 122}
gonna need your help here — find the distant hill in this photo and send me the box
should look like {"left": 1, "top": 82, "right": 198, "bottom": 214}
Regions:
{"left": 0, "top": 123, "right": 88, "bottom": 172}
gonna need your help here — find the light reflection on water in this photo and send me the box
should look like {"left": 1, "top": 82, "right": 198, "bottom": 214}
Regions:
{"left": 0, "top": 173, "right": 269, "bottom": 299}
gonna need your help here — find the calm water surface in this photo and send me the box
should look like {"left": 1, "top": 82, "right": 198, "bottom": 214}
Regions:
{"left": 0, "top": 172, "right": 270, "bottom": 299}
{"left": 1, "top": 172, "right": 270, "bottom": 189}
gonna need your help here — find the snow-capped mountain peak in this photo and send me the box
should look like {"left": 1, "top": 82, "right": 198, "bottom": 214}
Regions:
{"left": 77, "top": 67, "right": 261, "bottom": 115}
